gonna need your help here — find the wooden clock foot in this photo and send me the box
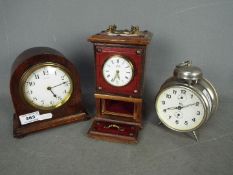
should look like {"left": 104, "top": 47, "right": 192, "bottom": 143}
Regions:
{"left": 13, "top": 113, "right": 90, "bottom": 138}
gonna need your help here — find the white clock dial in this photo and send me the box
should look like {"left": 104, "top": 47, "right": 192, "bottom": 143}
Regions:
{"left": 21, "top": 64, "right": 73, "bottom": 110}
{"left": 156, "top": 86, "right": 205, "bottom": 131}
{"left": 102, "top": 55, "right": 134, "bottom": 87}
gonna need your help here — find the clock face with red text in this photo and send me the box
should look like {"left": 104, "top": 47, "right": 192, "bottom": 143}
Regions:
{"left": 102, "top": 55, "right": 134, "bottom": 87}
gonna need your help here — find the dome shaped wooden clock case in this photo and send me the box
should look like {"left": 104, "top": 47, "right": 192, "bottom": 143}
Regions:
{"left": 10, "top": 47, "right": 89, "bottom": 137}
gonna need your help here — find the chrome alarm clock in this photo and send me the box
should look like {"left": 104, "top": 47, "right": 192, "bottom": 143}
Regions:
{"left": 155, "top": 61, "right": 218, "bottom": 141}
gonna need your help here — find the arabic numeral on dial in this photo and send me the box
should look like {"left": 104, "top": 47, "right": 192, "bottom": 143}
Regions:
{"left": 57, "top": 96, "right": 62, "bottom": 100}
{"left": 173, "top": 90, "right": 177, "bottom": 94}
{"left": 175, "top": 120, "right": 179, "bottom": 124}
{"left": 162, "top": 101, "right": 165, "bottom": 105}
{"left": 196, "top": 111, "right": 200, "bottom": 115}
{"left": 192, "top": 118, "right": 196, "bottom": 122}
{"left": 168, "top": 116, "right": 172, "bottom": 119}
{"left": 196, "top": 102, "right": 199, "bottom": 106}
{"left": 166, "top": 94, "right": 171, "bottom": 99}
{"left": 63, "top": 90, "right": 67, "bottom": 94}
{"left": 181, "top": 90, "right": 186, "bottom": 94}
{"left": 184, "top": 121, "right": 188, "bottom": 125}
{"left": 191, "top": 94, "right": 193, "bottom": 98}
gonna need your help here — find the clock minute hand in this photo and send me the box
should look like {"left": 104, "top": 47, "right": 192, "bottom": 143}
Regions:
{"left": 50, "top": 81, "right": 68, "bottom": 89}
{"left": 181, "top": 103, "right": 196, "bottom": 109}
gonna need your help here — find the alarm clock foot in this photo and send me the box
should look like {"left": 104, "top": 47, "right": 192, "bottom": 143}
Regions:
{"left": 158, "top": 121, "right": 162, "bottom": 125}
{"left": 192, "top": 131, "right": 199, "bottom": 142}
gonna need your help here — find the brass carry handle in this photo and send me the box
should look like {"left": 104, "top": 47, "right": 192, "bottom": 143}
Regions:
{"left": 104, "top": 124, "right": 125, "bottom": 131}
{"left": 104, "top": 124, "right": 120, "bottom": 130}
{"left": 106, "top": 25, "right": 140, "bottom": 35}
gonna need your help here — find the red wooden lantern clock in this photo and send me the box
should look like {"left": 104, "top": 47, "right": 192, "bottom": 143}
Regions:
{"left": 88, "top": 25, "right": 152, "bottom": 143}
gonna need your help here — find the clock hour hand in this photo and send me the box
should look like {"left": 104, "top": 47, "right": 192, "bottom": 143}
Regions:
{"left": 50, "top": 81, "right": 68, "bottom": 89}
{"left": 112, "top": 70, "right": 120, "bottom": 82}
{"left": 47, "top": 87, "right": 57, "bottom": 98}
{"left": 163, "top": 106, "right": 179, "bottom": 112}
{"left": 116, "top": 70, "right": 120, "bottom": 80}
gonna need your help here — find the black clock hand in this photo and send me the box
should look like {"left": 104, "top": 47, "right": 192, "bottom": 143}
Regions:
{"left": 163, "top": 106, "right": 179, "bottom": 112}
{"left": 181, "top": 103, "right": 196, "bottom": 108}
{"left": 116, "top": 70, "right": 120, "bottom": 80}
{"left": 112, "top": 70, "right": 119, "bottom": 81}
{"left": 50, "top": 81, "right": 68, "bottom": 89}
{"left": 47, "top": 87, "right": 57, "bottom": 98}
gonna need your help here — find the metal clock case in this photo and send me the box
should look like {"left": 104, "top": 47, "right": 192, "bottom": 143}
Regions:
{"left": 155, "top": 61, "right": 218, "bottom": 141}
{"left": 10, "top": 47, "right": 89, "bottom": 138}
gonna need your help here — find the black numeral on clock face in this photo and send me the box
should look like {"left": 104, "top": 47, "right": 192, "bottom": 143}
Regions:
{"left": 26, "top": 81, "right": 35, "bottom": 86}
{"left": 166, "top": 94, "right": 171, "bottom": 99}
{"left": 181, "top": 90, "right": 186, "bottom": 94}
{"left": 43, "top": 70, "right": 49, "bottom": 75}
{"left": 34, "top": 74, "right": 39, "bottom": 79}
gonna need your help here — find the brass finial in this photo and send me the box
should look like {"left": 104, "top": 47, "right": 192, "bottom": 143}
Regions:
{"left": 130, "top": 26, "right": 139, "bottom": 34}
{"left": 107, "top": 24, "right": 117, "bottom": 33}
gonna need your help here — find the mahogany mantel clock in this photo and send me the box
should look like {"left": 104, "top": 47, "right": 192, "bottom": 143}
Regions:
{"left": 87, "top": 25, "right": 152, "bottom": 143}
{"left": 10, "top": 47, "right": 89, "bottom": 137}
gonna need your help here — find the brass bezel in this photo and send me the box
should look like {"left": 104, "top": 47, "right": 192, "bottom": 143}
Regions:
{"left": 19, "top": 62, "right": 73, "bottom": 110}
{"left": 155, "top": 85, "right": 208, "bottom": 132}
{"left": 102, "top": 55, "right": 134, "bottom": 87}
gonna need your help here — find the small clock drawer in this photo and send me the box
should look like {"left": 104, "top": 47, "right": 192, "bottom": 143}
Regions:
{"left": 88, "top": 120, "right": 140, "bottom": 143}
